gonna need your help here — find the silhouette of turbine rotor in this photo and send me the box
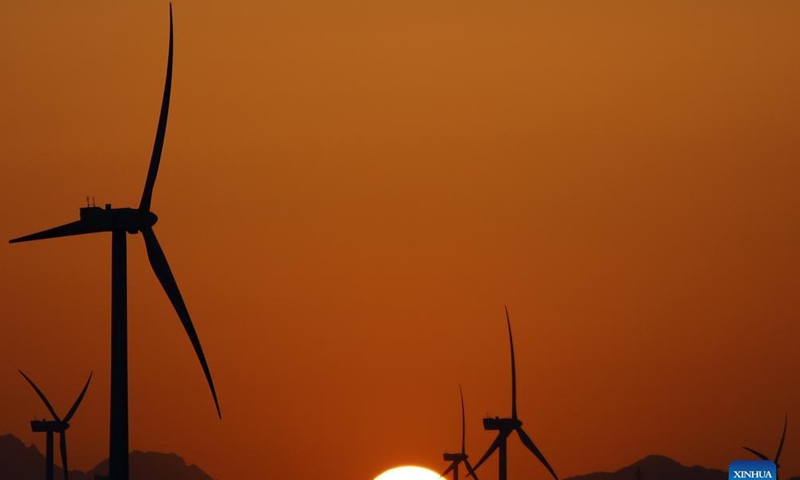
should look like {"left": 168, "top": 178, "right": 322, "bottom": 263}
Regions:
{"left": 9, "top": 5, "right": 220, "bottom": 480}
{"left": 742, "top": 414, "right": 787, "bottom": 480}
{"left": 440, "top": 385, "right": 481, "bottom": 480}
{"left": 469, "top": 307, "right": 559, "bottom": 480}
{"left": 19, "top": 370, "right": 92, "bottom": 480}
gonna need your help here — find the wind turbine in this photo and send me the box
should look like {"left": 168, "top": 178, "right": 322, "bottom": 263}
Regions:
{"left": 19, "top": 370, "right": 92, "bottom": 480}
{"left": 470, "top": 307, "right": 559, "bottom": 480}
{"left": 440, "top": 385, "right": 480, "bottom": 480}
{"left": 9, "top": 6, "right": 220, "bottom": 480}
{"left": 743, "top": 414, "right": 787, "bottom": 480}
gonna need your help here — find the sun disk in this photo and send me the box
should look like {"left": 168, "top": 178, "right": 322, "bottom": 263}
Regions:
{"left": 374, "top": 465, "right": 443, "bottom": 480}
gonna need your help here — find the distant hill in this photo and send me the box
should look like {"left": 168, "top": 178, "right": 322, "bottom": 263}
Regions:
{"left": 566, "top": 455, "right": 727, "bottom": 480}
{"left": 0, "top": 434, "right": 215, "bottom": 480}
{"left": 86, "top": 451, "right": 214, "bottom": 480}
{"left": 0, "top": 434, "right": 89, "bottom": 480}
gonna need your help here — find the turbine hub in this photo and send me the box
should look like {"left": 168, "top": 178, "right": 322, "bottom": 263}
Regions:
{"left": 145, "top": 211, "right": 159, "bottom": 227}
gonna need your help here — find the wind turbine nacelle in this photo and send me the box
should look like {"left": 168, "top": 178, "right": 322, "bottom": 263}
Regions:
{"left": 443, "top": 453, "right": 467, "bottom": 462}
{"left": 483, "top": 417, "right": 504, "bottom": 430}
{"left": 80, "top": 206, "right": 111, "bottom": 222}
{"left": 78, "top": 206, "right": 158, "bottom": 233}
{"left": 31, "top": 419, "right": 65, "bottom": 432}
{"left": 483, "top": 416, "right": 521, "bottom": 431}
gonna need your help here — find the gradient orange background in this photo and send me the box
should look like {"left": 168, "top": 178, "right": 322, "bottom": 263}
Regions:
{"left": 1, "top": 1, "right": 799, "bottom": 480}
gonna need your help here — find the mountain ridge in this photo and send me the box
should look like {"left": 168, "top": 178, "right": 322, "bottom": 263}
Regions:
{"left": 564, "top": 454, "right": 798, "bottom": 480}
{"left": 3, "top": 433, "right": 798, "bottom": 480}
{"left": 565, "top": 454, "right": 726, "bottom": 480}
{"left": 0, "top": 434, "right": 215, "bottom": 480}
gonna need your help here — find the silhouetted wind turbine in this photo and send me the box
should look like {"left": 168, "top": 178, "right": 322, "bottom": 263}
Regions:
{"left": 19, "top": 371, "right": 92, "bottom": 480}
{"left": 9, "top": 6, "right": 220, "bottom": 480}
{"left": 470, "top": 307, "right": 559, "bottom": 480}
{"left": 743, "top": 414, "right": 787, "bottom": 480}
{"left": 440, "top": 385, "right": 481, "bottom": 480}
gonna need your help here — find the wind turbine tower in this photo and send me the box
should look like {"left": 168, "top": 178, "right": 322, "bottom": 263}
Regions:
{"left": 471, "top": 307, "right": 559, "bottom": 480}
{"left": 19, "top": 371, "right": 92, "bottom": 480}
{"left": 9, "top": 6, "right": 221, "bottom": 480}
{"left": 440, "top": 385, "right": 481, "bottom": 480}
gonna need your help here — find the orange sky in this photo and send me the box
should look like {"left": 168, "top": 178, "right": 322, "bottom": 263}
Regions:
{"left": 1, "top": 1, "right": 799, "bottom": 480}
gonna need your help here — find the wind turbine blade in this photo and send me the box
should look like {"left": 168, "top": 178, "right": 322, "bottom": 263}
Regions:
{"left": 141, "top": 226, "right": 221, "bottom": 418}
{"left": 471, "top": 433, "right": 504, "bottom": 473}
{"left": 59, "top": 430, "right": 69, "bottom": 480}
{"left": 464, "top": 460, "right": 481, "bottom": 480}
{"left": 459, "top": 384, "right": 466, "bottom": 455}
{"left": 742, "top": 447, "right": 769, "bottom": 461}
{"left": 139, "top": 4, "right": 173, "bottom": 212}
{"left": 63, "top": 372, "right": 92, "bottom": 423}
{"left": 440, "top": 463, "right": 455, "bottom": 478}
{"left": 517, "top": 427, "right": 559, "bottom": 480}
{"left": 775, "top": 414, "right": 787, "bottom": 463}
{"left": 10, "top": 221, "right": 103, "bottom": 244}
{"left": 18, "top": 371, "right": 61, "bottom": 422}
{"left": 505, "top": 306, "right": 517, "bottom": 420}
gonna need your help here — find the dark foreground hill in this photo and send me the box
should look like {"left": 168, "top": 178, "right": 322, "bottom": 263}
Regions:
{"left": 0, "top": 434, "right": 215, "bottom": 480}
{"left": 566, "top": 454, "right": 796, "bottom": 480}
{"left": 565, "top": 455, "right": 727, "bottom": 480}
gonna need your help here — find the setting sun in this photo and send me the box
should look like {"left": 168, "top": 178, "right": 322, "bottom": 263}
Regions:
{"left": 374, "top": 466, "right": 443, "bottom": 480}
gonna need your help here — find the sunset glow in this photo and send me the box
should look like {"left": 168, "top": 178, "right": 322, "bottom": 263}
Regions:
{"left": 374, "top": 466, "right": 443, "bottom": 480}
{"left": 1, "top": 2, "right": 799, "bottom": 480}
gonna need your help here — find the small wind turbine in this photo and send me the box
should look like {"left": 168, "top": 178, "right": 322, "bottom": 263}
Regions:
{"left": 743, "top": 414, "right": 787, "bottom": 480}
{"left": 440, "top": 385, "right": 480, "bottom": 480}
{"left": 19, "top": 371, "right": 92, "bottom": 480}
{"left": 470, "top": 307, "right": 559, "bottom": 480}
{"left": 9, "top": 6, "right": 220, "bottom": 480}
